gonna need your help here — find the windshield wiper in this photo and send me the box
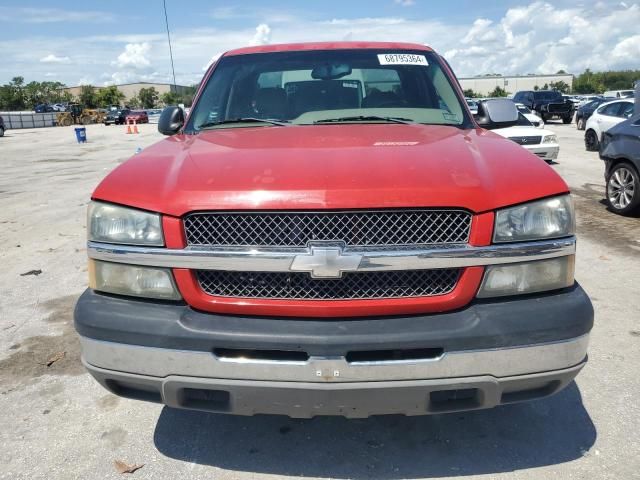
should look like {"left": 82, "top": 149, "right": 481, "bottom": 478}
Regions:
{"left": 198, "top": 117, "right": 290, "bottom": 129}
{"left": 313, "top": 115, "right": 415, "bottom": 125}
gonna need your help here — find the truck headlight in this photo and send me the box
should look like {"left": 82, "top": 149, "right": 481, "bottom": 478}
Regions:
{"left": 494, "top": 195, "right": 574, "bottom": 243}
{"left": 89, "top": 260, "right": 181, "bottom": 300}
{"left": 477, "top": 256, "right": 574, "bottom": 298}
{"left": 88, "top": 201, "right": 163, "bottom": 246}
{"left": 542, "top": 134, "right": 557, "bottom": 144}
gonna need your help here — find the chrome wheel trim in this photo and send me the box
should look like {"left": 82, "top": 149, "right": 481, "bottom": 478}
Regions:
{"left": 608, "top": 167, "right": 636, "bottom": 210}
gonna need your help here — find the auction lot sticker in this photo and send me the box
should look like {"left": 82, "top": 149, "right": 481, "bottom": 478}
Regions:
{"left": 378, "top": 53, "right": 429, "bottom": 66}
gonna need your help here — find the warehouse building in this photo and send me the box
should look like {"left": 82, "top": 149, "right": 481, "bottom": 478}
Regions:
{"left": 458, "top": 73, "right": 574, "bottom": 96}
{"left": 61, "top": 82, "right": 190, "bottom": 103}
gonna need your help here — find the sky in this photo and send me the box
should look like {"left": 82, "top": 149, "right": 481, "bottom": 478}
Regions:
{"left": 1, "top": 0, "right": 639, "bottom": 87}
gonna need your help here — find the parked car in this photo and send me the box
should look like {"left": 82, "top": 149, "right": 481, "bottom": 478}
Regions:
{"left": 600, "top": 111, "right": 640, "bottom": 215}
{"left": 575, "top": 98, "right": 608, "bottom": 130}
{"left": 75, "top": 42, "right": 591, "bottom": 417}
{"left": 103, "top": 109, "right": 130, "bottom": 126}
{"left": 145, "top": 108, "right": 162, "bottom": 124}
{"left": 603, "top": 90, "right": 634, "bottom": 99}
{"left": 492, "top": 112, "right": 559, "bottom": 162}
{"left": 0, "top": 115, "right": 5, "bottom": 137}
{"left": 51, "top": 103, "right": 66, "bottom": 112}
{"left": 465, "top": 98, "right": 478, "bottom": 115}
{"left": 34, "top": 104, "right": 54, "bottom": 113}
{"left": 584, "top": 99, "right": 635, "bottom": 151}
{"left": 515, "top": 103, "right": 544, "bottom": 128}
{"left": 512, "top": 90, "right": 574, "bottom": 123}
{"left": 125, "top": 110, "right": 149, "bottom": 124}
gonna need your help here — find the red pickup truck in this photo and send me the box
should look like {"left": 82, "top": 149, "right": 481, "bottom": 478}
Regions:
{"left": 75, "top": 42, "right": 592, "bottom": 417}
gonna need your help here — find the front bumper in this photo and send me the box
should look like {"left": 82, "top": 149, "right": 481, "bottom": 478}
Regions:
{"left": 524, "top": 144, "right": 559, "bottom": 162}
{"left": 75, "top": 285, "right": 592, "bottom": 417}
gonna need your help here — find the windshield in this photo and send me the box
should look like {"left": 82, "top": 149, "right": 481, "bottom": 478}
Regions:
{"left": 186, "top": 49, "right": 470, "bottom": 131}
{"left": 534, "top": 91, "right": 563, "bottom": 101}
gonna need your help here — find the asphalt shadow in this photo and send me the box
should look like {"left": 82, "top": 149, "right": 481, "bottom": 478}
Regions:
{"left": 153, "top": 382, "right": 595, "bottom": 478}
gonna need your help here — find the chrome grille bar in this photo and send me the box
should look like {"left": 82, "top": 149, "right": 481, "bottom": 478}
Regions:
{"left": 88, "top": 237, "right": 576, "bottom": 272}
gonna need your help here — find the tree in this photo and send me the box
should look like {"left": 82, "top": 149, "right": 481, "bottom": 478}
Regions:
{"left": 462, "top": 88, "right": 478, "bottom": 98}
{"left": 96, "top": 85, "right": 125, "bottom": 107}
{"left": 138, "top": 87, "right": 159, "bottom": 108}
{"left": 549, "top": 80, "right": 570, "bottom": 93}
{"left": 79, "top": 85, "right": 98, "bottom": 108}
{"left": 161, "top": 91, "right": 180, "bottom": 106}
{"left": 127, "top": 94, "right": 141, "bottom": 109}
{"left": 488, "top": 86, "right": 507, "bottom": 97}
{"left": 556, "top": 69, "right": 567, "bottom": 74}
{"left": 0, "top": 77, "right": 26, "bottom": 110}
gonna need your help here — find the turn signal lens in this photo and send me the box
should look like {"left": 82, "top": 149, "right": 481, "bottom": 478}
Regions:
{"left": 89, "top": 260, "right": 181, "bottom": 300}
{"left": 477, "top": 256, "right": 575, "bottom": 298}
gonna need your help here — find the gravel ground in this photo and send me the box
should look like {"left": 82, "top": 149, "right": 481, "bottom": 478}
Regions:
{"left": 0, "top": 121, "right": 638, "bottom": 480}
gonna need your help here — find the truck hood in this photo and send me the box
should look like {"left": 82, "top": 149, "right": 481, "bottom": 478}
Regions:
{"left": 92, "top": 124, "right": 568, "bottom": 216}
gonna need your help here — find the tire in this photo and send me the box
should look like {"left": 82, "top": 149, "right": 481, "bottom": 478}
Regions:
{"left": 0, "top": 127, "right": 4, "bottom": 137}
{"left": 585, "top": 129, "right": 599, "bottom": 151}
{"left": 576, "top": 117, "right": 585, "bottom": 130}
{"left": 562, "top": 115, "right": 572, "bottom": 124}
{"left": 606, "top": 163, "right": 640, "bottom": 215}
{"left": 61, "top": 117, "right": 72, "bottom": 127}
{"left": 81, "top": 116, "right": 92, "bottom": 126}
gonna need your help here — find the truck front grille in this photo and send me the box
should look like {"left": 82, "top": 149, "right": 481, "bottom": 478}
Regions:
{"left": 184, "top": 210, "right": 471, "bottom": 247}
{"left": 508, "top": 136, "right": 542, "bottom": 145}
{"left": 196, "top": 269, "right": 461, "bottom": 300}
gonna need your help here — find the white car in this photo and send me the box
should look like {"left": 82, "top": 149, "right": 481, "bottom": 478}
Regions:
{"left": 466, "top": 98, "right": 478, "bottom": 115}
{"left": 493, "top": 114, "right": 559, "bottom": 162}
{"left": 515, "top": 103, "right": 544, "bottom": 128}
{"left": 603, "top": 90, "right": 634, "bottom": 99}
{"left": 584, "top": 99, "right": 634, "bottom": 151}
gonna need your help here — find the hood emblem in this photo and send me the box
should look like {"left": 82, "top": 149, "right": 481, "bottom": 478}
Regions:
{"left": 290, "top": 244, "right": 362, "bottom": 278}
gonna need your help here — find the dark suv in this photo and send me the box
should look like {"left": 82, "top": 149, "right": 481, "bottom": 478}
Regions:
{"left": 512, "top": 90, "right": 575, "bottom": 124}
{"left": 104, "top": 109, "right": 130, "bottom": 126}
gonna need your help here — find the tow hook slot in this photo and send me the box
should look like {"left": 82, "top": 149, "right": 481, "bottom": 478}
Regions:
{"left": 214, "top": 348, "right": 309, "bottom": 363}
{"left": 345, "top": 347, "right": 444, "bottom": 364}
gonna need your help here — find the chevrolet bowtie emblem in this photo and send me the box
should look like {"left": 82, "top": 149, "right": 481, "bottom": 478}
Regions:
{"left": 290, "top": 246, "right": 363, "bottom": 278}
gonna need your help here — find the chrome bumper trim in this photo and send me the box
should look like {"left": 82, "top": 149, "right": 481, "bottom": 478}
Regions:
{"left": 80, "top": 334, "right": 589, "bottom": 383}
{"left": 87, "top": 237, "right": 576, "bottom": 272}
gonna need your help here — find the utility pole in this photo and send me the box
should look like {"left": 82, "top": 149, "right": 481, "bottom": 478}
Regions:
{"left": 163, "top": 0, "right": 177, "bottom": 93}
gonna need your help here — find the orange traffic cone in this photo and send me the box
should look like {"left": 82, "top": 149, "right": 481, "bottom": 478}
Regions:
{"left": 133, "top": 120, "right": 139, "bottom": 134}
{"left": 125, "top": 120, "right": 132, "bottom": 134}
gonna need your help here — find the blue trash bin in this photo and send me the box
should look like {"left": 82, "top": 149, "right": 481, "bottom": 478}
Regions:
{"left": 74, "top": 127, "right": 87, "bottom": 143}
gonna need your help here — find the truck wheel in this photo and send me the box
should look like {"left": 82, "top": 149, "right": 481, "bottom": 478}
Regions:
{"left": 584, "top": 129, "right": 599, "bottom": 151}
{"left": 576, "top": 117, "right": 585, "bottom": 130}
{"left": 0, "top": 127, "right": 4, "bottom": 137}
{"left": 562, "top": 115, "right": 572, "bottom": 124}
{"left": 61, "top": 117, "right": 72, "bottom": 127}
{"left": 606, "top": 163, "right": 640, "bottom": 215}
{"left": 81, "top": 116, "right": 92, "bottom": 126}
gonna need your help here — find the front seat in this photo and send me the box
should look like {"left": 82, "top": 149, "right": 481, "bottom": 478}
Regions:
{"left": 255, "top": 88, "right": 287, "bottom": 119}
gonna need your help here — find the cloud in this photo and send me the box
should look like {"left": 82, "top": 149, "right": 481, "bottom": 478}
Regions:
{"left": 394, "top": 0, "right": 415, "bottom": 6}
{"left": 250, "top": 24, "right": 271, "bottom": 46}
{"left": 40, "top": 54, "right": 71, "bottom": 64}
{"left": 2, "top": 1, "right": 639, "bottom": 87}
{"left": 114, "top": 42, "right": 152, "bottom": 69}
{"left": 0, "top": 7, "right": 114, "bottom": 23}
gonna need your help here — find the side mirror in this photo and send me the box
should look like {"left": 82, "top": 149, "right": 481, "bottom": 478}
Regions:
{"left": 158, "top": 106, "right": 184, "bottom": 135}
{"left": 475, "top": 99, "right": 519, "bottom": 130}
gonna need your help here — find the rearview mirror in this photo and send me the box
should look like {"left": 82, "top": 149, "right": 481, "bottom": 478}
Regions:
{"left": 475, "top": 99, "right": 519, "bottom": 130}
{"left": 311, "top": 63, "right": 352, "bottom": 80}
{"left": 158, "top": 106, "right": 184, "bottom": 136}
